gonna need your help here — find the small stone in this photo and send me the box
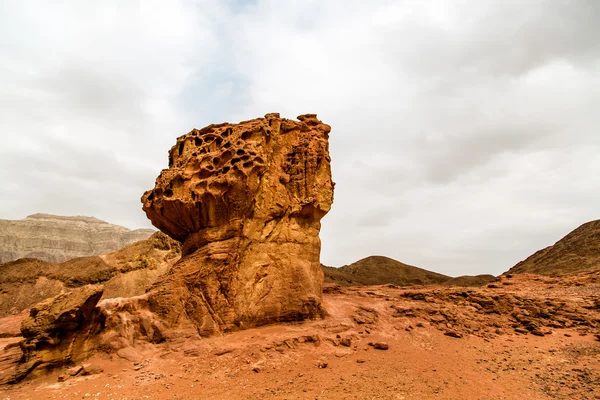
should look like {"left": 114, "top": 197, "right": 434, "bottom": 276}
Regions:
{"left": 444, "top": 331, "right": 463, "bottom": 339}
{"left": 66, "top": 365, "right": 83, "bottom": 376}
{"left": 318, "top": 362, "right": 328, "bottom": 369}
{"left": 57, "top": 374, "right": 66, "bottom": 382}
{"left": 81, "top": 363, "right": 103, "bottom": 376}
{"left": 356, "top": 359, "right": 365, "bottom": 364}
{"left": 339, "top": 338, "right": 351, "bottom": 347}
{"left": 369, "top": 342, "right": 389, "bottom": 350}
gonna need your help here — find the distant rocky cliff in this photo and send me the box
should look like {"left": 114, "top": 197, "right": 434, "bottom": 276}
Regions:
{"left": 0, "top": 214, "right": 155, "bottom": 264}
{"left": 0, "top": 232, "right": 181, "bottom": 317}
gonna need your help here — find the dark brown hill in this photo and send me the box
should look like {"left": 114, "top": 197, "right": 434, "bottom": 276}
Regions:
{"left": 506, "top": 220, "right": 600, "bottom": 276}
{"left": 0, "top": 232, "right": 181, "bottom": 317}
{"left": 323, "top": 255, "right": 451, "bottom": 286}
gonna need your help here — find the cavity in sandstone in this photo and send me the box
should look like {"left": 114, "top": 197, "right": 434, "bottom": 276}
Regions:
{"left": 141, "top": 113, "right": 334, "bottom": 336}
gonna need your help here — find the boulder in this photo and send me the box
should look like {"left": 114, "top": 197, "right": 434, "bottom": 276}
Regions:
{"left": 14, "top": 286, "right": 105, "bottom": 381}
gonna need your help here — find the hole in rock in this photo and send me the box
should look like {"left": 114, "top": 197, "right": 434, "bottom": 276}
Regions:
{"left": 236, "top": 149, "right": 245, "bottom": 156}
{"left": 221, "top": 150, "right": 233, "bottom": 162}
{"left": 178, "top": 142, "right": 184, "bottom": 156}
{"left": 198, "top": 170, "right": 212, "bottom": 179}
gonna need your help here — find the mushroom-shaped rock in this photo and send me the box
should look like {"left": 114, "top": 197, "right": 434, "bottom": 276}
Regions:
{"left": 141, "top": 113, "right": 334, "bottom": 335}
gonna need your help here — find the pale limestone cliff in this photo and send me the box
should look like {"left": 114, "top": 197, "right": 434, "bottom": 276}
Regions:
{"left": 0, "top": 214, "right": 155, "bottom": 264}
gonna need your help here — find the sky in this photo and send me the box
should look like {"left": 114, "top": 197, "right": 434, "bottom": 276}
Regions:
{"left": 1, "top": 0, "right": 599, "bottom": 276}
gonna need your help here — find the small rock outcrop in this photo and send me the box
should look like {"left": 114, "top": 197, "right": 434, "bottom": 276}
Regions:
{"left": 14, "top": 286, "right": 105, "bottom": 381}
{"left": 141, "top": 113, "right": 334, "bottom": 335}
{"left": 0, "top": 214, "right": 155, "bottom": 264}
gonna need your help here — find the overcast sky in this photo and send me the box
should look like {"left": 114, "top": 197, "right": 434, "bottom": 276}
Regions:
{"left": 1, "top": 0, "right": 599, "bottom": 276}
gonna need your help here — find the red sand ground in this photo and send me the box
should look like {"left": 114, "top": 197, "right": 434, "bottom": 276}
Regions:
{"left": 1, "top": 274, "right": 599, "bottom": 400}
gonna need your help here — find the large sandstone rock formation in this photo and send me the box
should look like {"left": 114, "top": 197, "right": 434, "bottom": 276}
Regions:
{"left": 506, "top": 220, "right": 600, "bottom": 276}
{"left": 6, "top": 113, "right": 334, "bottom": 381}
{"left": 0, "top": 232, "right": 181, "bottom": 317}
{"left": 0, "top": 214, "right": 155, "bottom": 264}
{"left": 141, "top": 113, "right": 334, "bottom": 335}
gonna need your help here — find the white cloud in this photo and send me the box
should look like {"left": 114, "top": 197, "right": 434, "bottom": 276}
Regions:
{"left": 1, "top": 0, "right": 599, "bottom": 275}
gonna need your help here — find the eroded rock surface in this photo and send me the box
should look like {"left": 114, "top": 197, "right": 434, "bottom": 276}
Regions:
{"left": 14, "top": 286, "right": 105, "bottom": 382}
{"left": 141, "top": 113, "right": 334, "bottom": 336}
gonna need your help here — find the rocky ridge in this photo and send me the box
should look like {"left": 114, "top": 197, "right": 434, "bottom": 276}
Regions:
{"left": 0, "top": 214, "right": 155, "bottom": 264}
{"left": 507, "top": 220, "right": 600, "bottom": 276}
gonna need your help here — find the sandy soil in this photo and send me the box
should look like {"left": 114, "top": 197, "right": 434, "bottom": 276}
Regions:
{"left": 1, "top": 274, "right": 599, "bottom": 400}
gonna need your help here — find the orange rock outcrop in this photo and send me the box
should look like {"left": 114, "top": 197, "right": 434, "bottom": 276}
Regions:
{"left": 141, "top": 113, "right": 334, "bottom": 335}
{"left": 7, "top": 114, "right": 334, "bottom": 382}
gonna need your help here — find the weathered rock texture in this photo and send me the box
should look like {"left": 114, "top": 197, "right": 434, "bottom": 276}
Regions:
{"left": 0, "top": 214, "right": 155, "bottom": 264}
{"left": 15, "top": 286, "right": 106, "bottom": 381}
{"left": 141, "top": 113, "right": 334, "bottom": 336}
{"left": 0, "top": 232, "right": 181, "bottom": 317}
{"left": 506, "top": 220, "right": 600, "bottom": 276}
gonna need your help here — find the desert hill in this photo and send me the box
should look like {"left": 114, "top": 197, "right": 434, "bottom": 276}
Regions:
{"left": 0, "top": 213, "right": 155, "bottom": 264}
{"left": 323, "top": 256, "right": 496, "bottom": 287}
{"left": 506, "top": 219, "right": 600, "bottom": 276}
{"left": 0, "top": 232, "right": 181, "bottom": 317}
{"left": 323, "top": 255, "right": 451, "bottom": 286}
